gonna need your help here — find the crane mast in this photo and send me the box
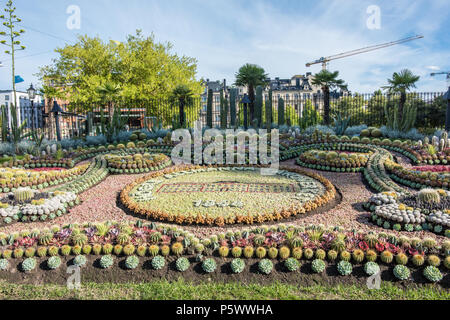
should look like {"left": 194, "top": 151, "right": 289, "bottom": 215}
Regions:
{"left": 306, "top": 35, "right": 424, "bottom": 70}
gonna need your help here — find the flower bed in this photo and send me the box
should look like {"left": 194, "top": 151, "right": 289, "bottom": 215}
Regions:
{"left": 120, "top": 165, "right": 336, "bottom": 226}
{"left": 296, "top": 148, "right": 370, "bottom": 172}
{"left": 0, "top": 165, "right": 89, "bottom": 193}
{"left": 106, "top": 153, "right": 172, "bottom": 174}
{"left": 364, "top": 190, "right": 450, "bottom": 235}
{"left": 0, "top": 221, "right": 447, "bottom": 285}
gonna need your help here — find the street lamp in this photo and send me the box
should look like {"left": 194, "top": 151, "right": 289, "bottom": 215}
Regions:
{"left": 27, "top": 84, "right": 36, "bottom": 131}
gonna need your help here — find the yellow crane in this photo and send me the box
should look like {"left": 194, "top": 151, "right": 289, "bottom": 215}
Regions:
{"left": 306, "top": 35, "right": 424, "bottom": 70}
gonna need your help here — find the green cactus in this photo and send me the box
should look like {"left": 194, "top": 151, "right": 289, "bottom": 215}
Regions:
{"left": 14, "top": 188, "right": 34, "bottom": 202}
{"left": 418, "top": 189, "right": 441, "bottom": 204}
{"left": 277, "top": 97, "right": 285, "bottom": 126}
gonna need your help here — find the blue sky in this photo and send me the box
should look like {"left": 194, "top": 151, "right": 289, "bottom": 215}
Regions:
{"left": 1, "top": 0, "right": 450, "bottom": 93}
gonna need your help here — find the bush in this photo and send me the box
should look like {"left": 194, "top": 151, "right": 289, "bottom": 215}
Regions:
{"left": 175, "top": 257, "right": 190, "bottom": 272}
{"left": 423, "top": 266, "right": 443, "bottom": 283}
{"left": 311, "top": 259, "right": 326, "bottom": 273}
{"left": 393, "top": 265, "right": 410, "bottom": 281}
{"left": 47, "top": 256, "right": 62, "bottom": 270}
{"left": 202, "top": 258, "right": 217, "bottom": 273}
{"left": 284, "top": 258, "right": 300, "bottom": 272}
{"left": 258, "top": 259, "right": 273, "bottom": 275}
{"left": 99, "top": 255, "right": 114, "bottom": 269}
{"left": 230, "top": 258, "right": 245, "bottom": 274}
{"left": 125, "top": 255, "right": 139, "bottom": 270}
{"left": 151, "top": 256, "right": 165, "bottom": 270}
{"left": 337, "top": 261, "right": 352, "bottom": 276}
{"left": 73, "top": 255, "right": 87, "bottom": 267}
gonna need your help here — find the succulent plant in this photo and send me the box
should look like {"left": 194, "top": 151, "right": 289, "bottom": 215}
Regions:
{"left": 24, "top": 247, "right": 36, "bottom": 258}
{"left": 231, "top": 247, "right": 242, "bottom": 258}
{"left": 255, "top": 247, "right": 267, "bottom": 259}
{"left": 36, "top": 246, "right": 48, "bottom": 258}
{"left": 202, "top": 258, "right": 217, "bottom": 273}
{"left": 364, "top": 262, "right": 380, "bottom": 276}
{"left": 352, "top": 249, "right": 365, "bottom": 263}
{"left": 151, "top": 255, "right": 165, "bottom": 270}
{"left": 331, "top": 239, "right": 346, "bottom": 253}
{"left": 412, "top": 254, "right": 425, "bottom": 267}
{"left": 60, "top": 245, "right": 72, "bottom": 256}
{"left": 418, "top": 189, "right": 441, "bottom": 204}
{"left": 284, "top": 258, "right": 300, "bottom": 272}
{"left": 92, "top": 244, "right": 102, "bottom": 255}
{"left": 311, "top": 259, "right": 326, "bottom": 273}
{"left": 38, "top": 232, "right": 53, "bottom": 246}
{"left": 72, "top": 245, "right": 82, "bottom": 256}
{"left": 289, "top": 236, "right": 303, "bottom": 248}
{"left": 393, "top": 265, "right": 410, "bottom": 281}
{"left": 395, "top": 253, "right": 408, "bottom": 266}
{"left": 267, "top": 247, "right": 278, "bottom": 259}
{"left": 230, "top": 258, "right": 245, "bottom": 274}
{"left": 423, "top": 266, "right": 443, "bottom": 283}
{"left": 0, "top": 259, "right": 9, "bottom": 270}
{"left": 73, "top": 255, "right": 87, "bottom": 267}
{"left": 48, "top": 246, "right": 59, "bottom": 257}
{"left": 337, "top": 261, "right": 353, "bottom": 276}
{"left": 21, "top": 258, "right": 37, "bottom": 272}
{"left": 279, "top": 246, "right": 290, "bottom": 259}
{"left": 380, "top": 251, "right": 394, "bottom": 264}
{"left": 47, "top": 256, "right": 62, "bottom": 270}
{"left": 71, "top": 233, "right": 88, "bottom": 247}
{"left": 291, "top": 247, "right": 302, "bottom": 260}
{"left": 427, "top": 255, "right": 441, "bottom": 267}
{"left": 123, "top": 244, "right": 136, "bottom": 256}
{"left": 14, "top": 188, "right": 34, "bottom": 202}
{"left": 113, "top": 244, "right": 123, "bottom": 256}
{"left": 218, "top": 246, "right": 230, "bottom": 258}
{"left": 315, "top": 249, "right": 326, "bottom": 260}
{"left": 444, "top": 256, "right": 450, "bottom": 270}
{"left": 340, "top": 250, "right": 351, "bottom": 262}
{"left": 13, "top": 248, "right": 24, "bottom": 258}
{"left": 149, "top": 231, "right": 162, "bottom": 243}
{"left": 258, "top": 259, "right": 273, "bottom": 275}
{"left": 327, "top": 250, "right": 338, "bottom": 261}
{"left": 304, "top": 248, "right": 314, "bottom": 260}
{"left": 365, "top": 249, "right": 377, "bottom": 262}
{"left": 161, "top": 245, "right": 170, "bottom": 257}
{"left": 243, "top": 246, "right": 254, "bottom": 259}
{"left": 117, "top": 233, "right": 131, "bottom": 246}
{"left": 125, "top": 255, "right": 139, "bottom": 269}
{"left": 99, "top": 255, "right": 114, "bottom": 269}
{"left": 175, "top": 257, "right": 190, "bottom": 272}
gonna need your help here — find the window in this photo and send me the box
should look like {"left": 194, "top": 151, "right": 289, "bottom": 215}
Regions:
{"left": 4, "top": 95, "right": 9, "bottom": 101}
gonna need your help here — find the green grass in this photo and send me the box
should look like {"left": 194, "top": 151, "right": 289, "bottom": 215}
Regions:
{"left": 0, "top": 279, "right": 447, "bottom": 300}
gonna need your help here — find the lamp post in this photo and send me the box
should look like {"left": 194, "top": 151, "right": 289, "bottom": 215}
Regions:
{"left": 51, "top": 101, "right": 63, "bottom": 141}
{"left": 444, "top": 86, "right": 450, "bottom": 132}
{"left": 27, "top": 83, "right": 36, "bottom": 131}
{"left": 241, "top": 94, "right": 251, "bottom": 130}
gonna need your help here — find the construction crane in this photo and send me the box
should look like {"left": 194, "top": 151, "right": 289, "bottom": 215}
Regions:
{"left": 306, "top": 35, "right": 424, "bottom": 70}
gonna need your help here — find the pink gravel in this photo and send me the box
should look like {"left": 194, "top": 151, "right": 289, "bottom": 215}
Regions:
{"left": 0, "top": 162, "right": 447, "bottom": 243}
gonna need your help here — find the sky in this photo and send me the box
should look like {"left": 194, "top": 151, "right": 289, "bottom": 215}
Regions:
{"left": 1, "top": 0, "right": 450, "bottom": 93}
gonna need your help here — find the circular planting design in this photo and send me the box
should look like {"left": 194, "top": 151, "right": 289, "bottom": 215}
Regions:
{"left": 121, "top": 166, "right": 336, "bottom": 226}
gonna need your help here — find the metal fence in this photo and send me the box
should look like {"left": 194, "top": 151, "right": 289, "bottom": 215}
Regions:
{"left": 22, "top": 91, "right": 447, "bottom": 140}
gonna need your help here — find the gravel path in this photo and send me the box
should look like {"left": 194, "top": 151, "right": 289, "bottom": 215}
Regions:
{"left": 0, "top": 162, "right": 446, "bottom": 243}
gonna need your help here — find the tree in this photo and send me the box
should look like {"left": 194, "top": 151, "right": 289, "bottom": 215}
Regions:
{"left": 170, "top": 84, "right": 193, "bottom": 128}
{"left": 38, "top": 30, "right": 202, "bottom": 116}
{"left": 234, "top": 64, "right": 268, "bottom": 123}
{"left": 0, "top": 0, "right": 25, "bottom": 110}
{"left": 382, "top": 69, "right": 420, "bottom": 126}
{"left": 96, "top": 81, "right": 122, "bottom": 121}
{"left": 311, "top": 70, "right": 347, "bottom": 125}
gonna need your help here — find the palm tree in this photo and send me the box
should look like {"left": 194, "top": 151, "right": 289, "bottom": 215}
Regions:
{"left": 311, "top": 70, "right": 347, "bottom": 125}
{"left": 170, "top": 84, "right": 194, "bottom": 128}
{"left": 234, "top": 64, "right": 268, "bottom": 123}
{"left": 96, "top": 81, "right": 122, "bottom": 121}
{"left": 382, "top": 69, "right": 420, "bottom": 124}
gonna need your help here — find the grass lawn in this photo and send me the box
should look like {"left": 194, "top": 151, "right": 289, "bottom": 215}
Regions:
{"left": 0, "top": 279, "right": 447, "bottom": 300}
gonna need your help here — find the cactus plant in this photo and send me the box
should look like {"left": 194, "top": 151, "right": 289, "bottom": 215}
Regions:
{"left": 230, "top": 258, "right": 245, "bottom": 274}
{"left": 418, "top": 189, "right": 441, "bottom": 204}
{"left": 175, "top": 257, "right": 190, "bottom": 272}
{"left": 393, "top": 265, "right": 410, "bottom": 281}
{"left": 337, "top": 261, "right": 353, "bottom": 276}
{"left": 202, "top": 258, "right": 217, "bottom": 273}
{"left": 364, "top": 262, "right": 380, "bottom": 276}
{"left": 258, "top": 259, "right": 273, "bottom": 275}
{"left": 73, "top": 255, "right": 87, "bottom": 267}
{"left": 423, "top": 266, "right": 443, "bottom": 283}
{"left": 99, "top": 255, "right": 114, "bottom": 269}
{"left": 47, "top": 256, "right": 62, "bottom": 270}
{"left": 125, "top": 255, "right": 139, "bottom": 269}
{"left": 284, "top": 258, "right": 300, "bottom": 272}
{"left": 14, "top": 188, "right": 34, "bottom": 202}
{"left": 311, "top": 259, "right": 326, "bottom": 273}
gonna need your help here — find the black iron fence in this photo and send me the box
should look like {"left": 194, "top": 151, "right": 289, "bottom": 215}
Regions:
{"left": 22, "top": 91, "right": 447, "bottom": 140}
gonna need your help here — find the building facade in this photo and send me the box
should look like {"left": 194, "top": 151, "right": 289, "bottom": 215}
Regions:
{"left": 0, "top": 90, "right": 43, "bottom": 129}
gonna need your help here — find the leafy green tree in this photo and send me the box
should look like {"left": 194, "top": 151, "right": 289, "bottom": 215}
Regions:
{"left": 0, "top": 0, "right": 25, "bottom": 108}
{"left": 234, "top": 64, "right": 268, "bottom": 123}
{"left": 382, "top": 69, "right": 420, "bottom": 126}
{"left": 96, "top": 81, "right": 122, "bottom": 121}
{"left": 311, "top": 70, "right": 347, "bottom": 125}
{"left": 170, "top": 84, "right": 194, "bottom": 128}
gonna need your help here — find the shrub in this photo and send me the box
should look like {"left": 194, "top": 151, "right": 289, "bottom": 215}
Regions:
{"left": 364, "top": 262, "right": 380, "bottom": 276}
{"left": 73, "top": 255, "right": 87, "bottom": 267}
{"left": 337, "top": 261, "right": 352, "bottom": 276}
{"left": 151, "top": 256, "right": 165, "bottom": 270}
{"left": 202, "top": 258, "right": 217, "bottom": 273}
{"left": 0, "top": 259, "right": 9, "bottom": 270}
{"left": 284, "top": 258, "right": 300, "bottom": 272}
{"left": 125, "top": 255, "right": 139, "bottom": 270}
{"left": 423, "top": 266, "right": 443, "bottom": 283}
{"left": 258, "top": 259, "right": 273, "bottom": 275}
{"left": 175, "top": 257, "right": 190, "bottom": 272}
{"left": 393, "top": 265, "right": 410, "bottom": 281}
{"left": 47, "top": 256, "right": 62, "bottom": 270}
{"left": 22, "top": 258, "right": 36, "bottom": 272}
{"left": 311, "top": 259, "right": 326, "bottom": 273}
{"left": 230, "top": 258, "right": 245, "bottom": 274}
{"left": 99, "top": 255, "right": 114, "bottom": 269}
